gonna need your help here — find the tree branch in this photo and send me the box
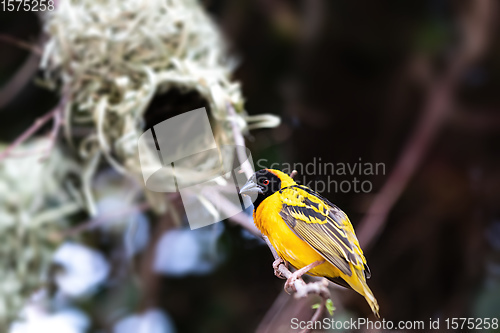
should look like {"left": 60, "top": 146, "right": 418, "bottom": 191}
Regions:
{"left": 263, "top": 235, "right": 331, "bottom": 300}
{"left": 356, "top": 0, "right": 495, "bottom": 250}
{"left": 301, "top": 298, "right": 326, "bottom": 333}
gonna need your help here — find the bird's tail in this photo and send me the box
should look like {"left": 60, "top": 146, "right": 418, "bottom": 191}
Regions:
{"left": 346, "top": 268, "right": 380, "bottom": 317}
{"left": 360, "top": 281, "right": 379, "bottom": 318}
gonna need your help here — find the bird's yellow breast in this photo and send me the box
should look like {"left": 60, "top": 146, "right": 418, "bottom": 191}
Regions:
{"left": 254, "top": 193, "right": 343, "bottom": 278}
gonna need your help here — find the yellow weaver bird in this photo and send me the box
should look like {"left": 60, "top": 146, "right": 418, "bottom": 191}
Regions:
{"left": 239, "top": 169, "right": 379, "bottom": 317}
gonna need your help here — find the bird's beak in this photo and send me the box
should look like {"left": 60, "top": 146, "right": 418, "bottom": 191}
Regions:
{"left": 239, "top": 175, "right": 262, "bottom": 196}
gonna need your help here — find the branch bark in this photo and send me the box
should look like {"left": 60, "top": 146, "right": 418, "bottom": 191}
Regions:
{"left": 263, "top": 235, "right": 330, "bottom": 333}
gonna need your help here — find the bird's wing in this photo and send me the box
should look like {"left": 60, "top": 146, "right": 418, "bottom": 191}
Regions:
{"left": 279, "top": 185, "right": 370, "bottom": 278}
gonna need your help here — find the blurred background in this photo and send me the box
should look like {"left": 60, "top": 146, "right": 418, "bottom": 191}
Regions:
{"left": 1, "top": 0, "right": 500, "bottom": 332}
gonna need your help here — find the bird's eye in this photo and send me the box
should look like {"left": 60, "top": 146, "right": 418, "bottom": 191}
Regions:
{"left": 262, "top": 179, "right": 270, "bottom": 185}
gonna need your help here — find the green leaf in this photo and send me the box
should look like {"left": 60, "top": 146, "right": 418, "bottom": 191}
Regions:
{"left": 326, "top": 299, "right": 335, "bottom": 316}
{"left": 311, "top": 299, "right": 336, "bottom": 316}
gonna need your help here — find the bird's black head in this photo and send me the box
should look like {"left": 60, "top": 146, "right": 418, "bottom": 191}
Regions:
{"left": 239, "top": 169, "right": 282, "bottom": 210}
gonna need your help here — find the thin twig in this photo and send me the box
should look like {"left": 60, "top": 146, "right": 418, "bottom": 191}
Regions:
{"left": 0, "top": 51, "right": 40, "bottom": 110}
{"left": 300, "top": 297, "right": 326, "bottom": 333}
{"left": 40, "top": 99, "right": 65, "bottom": 161}
{"left": 0, "top": 103, "right": 63, "bottom": 162}
{"left": 357, "top": 77, "right": 452, "bottom": 249}
{"left": 0, "top": 34, "right": 43, "bottom": 55}
{"left": 0, "top": 34, "right": 45, "bottom": 109}
{"left": 356, "top": 0, "right": 495, "bottom": 250}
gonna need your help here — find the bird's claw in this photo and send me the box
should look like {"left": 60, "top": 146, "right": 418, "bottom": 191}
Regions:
{"left": 272, "top": 258, "right": 287, "bottom": 279}
{"left": 284, "top": 271, "right": 300, "bottom": 293}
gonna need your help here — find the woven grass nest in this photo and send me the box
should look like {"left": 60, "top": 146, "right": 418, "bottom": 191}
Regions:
{"left": 1, "top": 0, "right": 279, "bottom": 327}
